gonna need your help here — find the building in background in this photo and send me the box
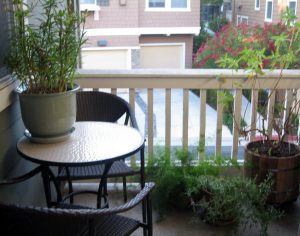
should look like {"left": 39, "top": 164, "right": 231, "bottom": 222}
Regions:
{"left": 80, "top": 0, "right": 200, "bottom": 69}
{"left": 232, "top": 0, "right": 299, "bottom": 25}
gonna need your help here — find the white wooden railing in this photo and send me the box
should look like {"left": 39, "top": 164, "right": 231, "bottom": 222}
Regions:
{"left": 75, "top": 69, "right": 300, "bottom": 160}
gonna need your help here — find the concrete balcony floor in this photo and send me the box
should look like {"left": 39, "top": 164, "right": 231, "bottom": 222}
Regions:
{"left": 69, "top": 183, "right": 300, "bottom": 236}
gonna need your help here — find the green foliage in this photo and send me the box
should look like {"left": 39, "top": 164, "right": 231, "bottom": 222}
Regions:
{"left": 146, "top": 148, "right": 235, "bottom": 219}
{"left": 193, "top": 23, "right": 211, "bottom": 53}
{"left": 215, "top": 8, "right": 300, "bottom": 149}
{"left": 7, "top": 0, "right": 86, "bottom": 94}
{"left": 187, "top": 175, "right": 283, "bottom": 235}
{"left": 208, "top": 17, "right": 228, "bottom": 33}
{"left": 202, "top": 0, "right": 223, "bottom": 6}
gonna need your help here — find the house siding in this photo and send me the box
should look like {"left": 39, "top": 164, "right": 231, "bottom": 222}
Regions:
{"left": 235, "top": 0, "right": 300, "bottom": 26}
{"left": 139, "top": 1, "right": 200, "bottom": 27}
{"left": 85, "top": 35, "right": 139, "bottom": 47}
{"left": 84, "top": 0, "right": 139, "bottom": 29}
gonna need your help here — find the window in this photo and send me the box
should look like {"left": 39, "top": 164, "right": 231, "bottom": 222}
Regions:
{"left": 80, "top": 0, "right": 109, "bottom": 6}
{"left": 255, "top": 0, "right": 260, "bottom": 10}
{"left": 99, "top": 0, "right": 109, "bottom": 6}
{"left": 81, "top": 0, "right": 96, "bottom": 4}
{"left": 0, "top": 1, "right": 12, "bottom": 79}
{"left": 288, "top": 0, "right": 297, "bottom": 17}
{"left": 171, "top": 0, "right": 187, "bottom": 8}
{"left": 147, "top": 0, "right": 190, "bottom": 11}
{"left": 149, "top": 0, "right": 165, "bottom": 7}
{"left": 265, "top": 0, "right": 273, "bottom": 22}
{"left": 237, "top": 15, "right": 249, "bottom": 25}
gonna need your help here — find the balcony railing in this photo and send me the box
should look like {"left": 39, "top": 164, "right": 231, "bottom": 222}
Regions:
{"left": 75, "top": 69, "right": 300, "bottom": 161}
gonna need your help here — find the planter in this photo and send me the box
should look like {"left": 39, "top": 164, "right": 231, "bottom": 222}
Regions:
{"left": 16, "top": 84, "right": 80, "bottom": 143}
{"left": 244, "top": 140, "right": 300, "bottom": 205}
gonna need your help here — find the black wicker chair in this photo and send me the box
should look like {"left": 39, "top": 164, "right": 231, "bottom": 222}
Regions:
{"left": 56, "top": 91, "right": 141, "bottom": 202}
{"left": 0, "top": 167, "right": 154, "bottom": 236}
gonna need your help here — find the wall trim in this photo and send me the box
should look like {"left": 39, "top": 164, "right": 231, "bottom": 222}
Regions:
{"left": 84, "top": 27, "right": 201, "bottom": 36}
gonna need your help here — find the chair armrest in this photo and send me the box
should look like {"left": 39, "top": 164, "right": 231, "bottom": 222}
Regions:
{"left": 0, "top": 166, "right": 43, "bottom": 185}
{"left": 55, "top": 182, "right": 155, "bottom": 217}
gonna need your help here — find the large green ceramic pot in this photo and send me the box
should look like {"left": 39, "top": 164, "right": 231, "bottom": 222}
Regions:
{"left": 16, "top": 83, "right": 80, "bottom": 143}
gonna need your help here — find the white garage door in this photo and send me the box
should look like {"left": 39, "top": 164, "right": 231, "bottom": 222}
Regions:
{"left": 140, "top": 44, "right": 184, "bottom": 69}
{"left": 81, "top": 49, "right": 128, "bottom": 69}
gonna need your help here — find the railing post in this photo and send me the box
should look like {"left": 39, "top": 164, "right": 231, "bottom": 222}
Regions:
{"left": 232, "top": 89, "right": 242, "bottom": 160}
{"left": 199, "top": 89, "right": 206, "bottom": 160}
{"left": 147, "top": 88, "right": 154, "bottom": 158}
{"left": 182, "top": 89, "right": 189, "bottom": 149}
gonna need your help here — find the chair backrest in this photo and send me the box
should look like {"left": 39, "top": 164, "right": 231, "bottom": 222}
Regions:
{"left": 76, "top": 91, "right": 135, "bottom": 127}
{"left": 0, "top": 182, "right": 155, "bottom": 236}
{"left": 0, "top": 204, "right": 89, "bottom": 236}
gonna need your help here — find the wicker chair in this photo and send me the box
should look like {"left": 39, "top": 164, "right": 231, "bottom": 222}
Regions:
{"left": 56, "top": 91, "right": 141, "bottom": 202}
{"left": 0, "top": 166, "right": 155, "bottom": 236}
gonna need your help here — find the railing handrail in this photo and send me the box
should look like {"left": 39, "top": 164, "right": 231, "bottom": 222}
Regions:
{"left": 76, "top": 69, "right": 300, "bottom": 89}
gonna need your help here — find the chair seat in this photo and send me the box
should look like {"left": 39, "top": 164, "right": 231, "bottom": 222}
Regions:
{"left": 94, "top": 214, "right": 140, "bottom": 236}
{"left": 57, "top": 204, "right": 140, "bottom": 236}
{"left": 57, "top": 161, "right": 137, "bottom": 180}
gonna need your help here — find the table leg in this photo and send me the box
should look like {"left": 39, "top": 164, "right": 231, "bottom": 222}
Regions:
{"left": 65, "top": 167, "right": 74, "bottom": 203}
{"left": 97, "top": 162, "right": 113, "bottom": 208}
{"left": 41, "top": 166, "right": 62, "bottom": 207}
{"left": 140, "top": 145, "right": 147, "bottom": 236}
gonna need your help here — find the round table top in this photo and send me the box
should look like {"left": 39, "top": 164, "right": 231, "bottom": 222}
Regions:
{"left": 17, "top": 122, "right": 144, "bottom": 166}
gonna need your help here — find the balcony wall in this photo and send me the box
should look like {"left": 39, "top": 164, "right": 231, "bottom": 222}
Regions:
{"left": 0, "top": 77, "right": 44, "bottom": 205}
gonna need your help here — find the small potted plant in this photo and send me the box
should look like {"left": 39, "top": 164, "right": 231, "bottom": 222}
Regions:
{"left": 7, "top": 0, "right": 86, "bottom": 142}
{"left": 187, "top": 174, "right": 283, "bottom": 235}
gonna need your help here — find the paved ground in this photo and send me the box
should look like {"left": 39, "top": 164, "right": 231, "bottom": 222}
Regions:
{"left": 115, "top": 89, "right": 250, "bottom": 159}
{"left": 72, "top": 183, "right": 300, "bottom": 236}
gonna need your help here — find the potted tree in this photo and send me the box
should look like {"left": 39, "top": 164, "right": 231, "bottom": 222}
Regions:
{"left": 7, "top": 0, "right": 86, "bottom": 142}
{"left": 216, "top": 9, "right": 300, "bottom": 204}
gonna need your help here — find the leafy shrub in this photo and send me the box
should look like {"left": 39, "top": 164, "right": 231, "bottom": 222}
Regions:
{"left": 208, "top": 17, "right": 228, "bottom": 33}
{"left": 193, "top": 21, "right": 300, "bottom": 69}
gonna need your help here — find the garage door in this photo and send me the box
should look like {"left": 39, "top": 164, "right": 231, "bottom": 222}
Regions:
{"left": 140, "top": 44, "right": 184, "bottom": 69}
{"left": 81, "top": 49, "right": 128, "bottom": 69}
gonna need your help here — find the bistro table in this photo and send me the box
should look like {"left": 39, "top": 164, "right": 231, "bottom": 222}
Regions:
{"left": 17, "top": 121, "right": 145, "bottom": 208}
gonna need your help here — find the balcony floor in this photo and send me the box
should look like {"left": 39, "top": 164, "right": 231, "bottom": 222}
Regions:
{"left": 69, "top": 183, "right": 300, "bottom": 236}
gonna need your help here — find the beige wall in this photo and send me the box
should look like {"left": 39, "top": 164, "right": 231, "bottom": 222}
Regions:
{"left": 81, "top": 49, "right": 129, "bottom": 69}
{"left": 139, "top": 35, "right": 194, "bottom": 68}
{"left": 235, "top": 0, "right": 300, "bottom": 26}
{"left": 140, "top": 44, "right": 183, "bottom": 69}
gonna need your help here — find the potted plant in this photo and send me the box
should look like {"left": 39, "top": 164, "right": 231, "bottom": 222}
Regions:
{"left": 7, "top": 0, "right": 86, "bottom": 142}
{"left": 216, "top": 9, "right": 300, "bottom": 204}
{"left": 187, "top": 174, "right": 283, "bottom": 235}
{"left": 146, "top": 147, "right": 236, "bottom": 219}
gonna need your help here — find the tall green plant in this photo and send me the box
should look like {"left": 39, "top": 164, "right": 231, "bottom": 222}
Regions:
{"left": 8, "top": 0, "right": 86, "bottom": 94}
{"left": 216, "top": 8, "right": 300, "bottom": 155}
